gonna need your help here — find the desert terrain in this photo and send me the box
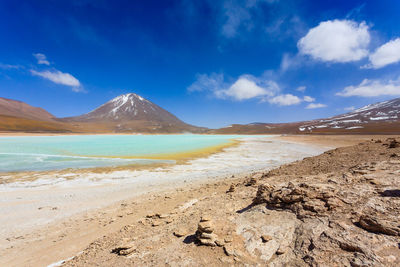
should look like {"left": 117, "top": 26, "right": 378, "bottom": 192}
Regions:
{"left": 1, "top": 135, "right": 399, "bottom": 266}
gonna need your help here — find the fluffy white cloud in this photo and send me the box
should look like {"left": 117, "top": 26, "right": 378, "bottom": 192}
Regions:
{"left": 303, "top": 95, "right": 315, "bottom": 102}
{"left": 306, "top": 103, "right": 327, "bottom": 109}
{"left": 30, "top": 69, "right": 83, "bottom": 91}
{"left": 337, "top": 77, "right": 400, "bottom": 97}
{"left": 188, "top": 73, "right": 279, "bottom": 101}
{"left": 367, "top": 38, "right": 400, "bottom": 69}
{"left": 33, "top": 53, "right": 50, "bottom": 65}
{"left": 298, "top": 19, "right": 370, "bottom": 63}
{"left": 216, "top": 76, "right": 278, "bottom": 100}
{"left": 296, "top": 86, "right": 306, "bottom": 92}
{"left": 268, "top": 94, "right": 302, "bottom": 106}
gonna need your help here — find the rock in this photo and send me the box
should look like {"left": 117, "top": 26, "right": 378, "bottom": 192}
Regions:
{"left": 353, "top": 169, "right": 368, "bottom": 175}
{"left": 196, "top": 218, "right": 218, "bottom": 246}
{"left": 245, "top": 177, "right": 257, "bottom": 186}
{"left": 224, "top": 244, "right": 235, "bottom": 256}
{"left": 173, "top": 229, "right": 187, "bottom": 237}
{"left": 261, "top": 235, "right": 272, "bottom": 243}
{"left": 112, "top": 240, "right": 136, "bottom": 256}
{"left": 276, "top": 246, "right": 286, "bottom": 255}
{"left": 358, "top": 215, "right": 400, "bottom": 236}
{"left": 198, "top": 221, "right": 213, "bottom": 233}
{"left": 215, "top": 239, "right": 224, "bottom": 247}
{"left": 224, "top": 236, "right": 233, "bottom": 243}
{"left": 152, "top": 220, "right": 161, "bottom": 227}
{"left": 227, "top": 184, "right": 235, "bottom": 193}
{"left": 200, "top": 215, "right": 212, "bottom": 222}
{"left": 388, "top": 139, "right": 400, "bottom": 148}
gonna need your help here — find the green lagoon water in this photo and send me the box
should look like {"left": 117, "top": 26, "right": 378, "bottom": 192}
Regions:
{"left": 0, "top": 135, "right": 239, "bottom": 172}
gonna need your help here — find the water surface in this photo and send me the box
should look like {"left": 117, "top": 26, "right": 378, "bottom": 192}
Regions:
{"left": 0, "top": 134, "right": 241, "bottom": 172}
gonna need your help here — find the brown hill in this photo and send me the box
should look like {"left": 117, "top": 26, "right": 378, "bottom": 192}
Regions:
{"left": 0, "top": 97, "right": 55, "bottom": 121}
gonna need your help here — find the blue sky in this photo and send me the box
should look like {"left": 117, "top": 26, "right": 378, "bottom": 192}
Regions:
{"left": 1, "top": 0, "right": 400, "bottom": 128}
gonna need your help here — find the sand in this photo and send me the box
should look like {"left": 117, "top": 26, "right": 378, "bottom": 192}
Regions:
{"left": 0, "top": 135, "right": 368, "bottom": 267}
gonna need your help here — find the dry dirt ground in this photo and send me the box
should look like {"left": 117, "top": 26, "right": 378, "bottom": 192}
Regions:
{"left": 53, "top": 136, "right": 400, "bottom": 266}
{"left": 1, "top": 135, "right": 399, "bottom": 266}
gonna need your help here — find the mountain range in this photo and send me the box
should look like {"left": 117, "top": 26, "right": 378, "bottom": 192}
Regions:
{"left": 1, "top": 93, "right": 400, "bottom": 134}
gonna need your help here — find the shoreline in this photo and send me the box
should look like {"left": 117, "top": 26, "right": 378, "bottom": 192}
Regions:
{"left": 0, "top": 135, "right": 366, "bottom": 267}
{"left": 0, "top": 138, "right": 241, "bottom": 184}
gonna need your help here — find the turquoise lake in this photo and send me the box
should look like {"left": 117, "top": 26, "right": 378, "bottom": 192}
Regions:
{"left": 0, "top": 135, "right": 241, "bottom": 172}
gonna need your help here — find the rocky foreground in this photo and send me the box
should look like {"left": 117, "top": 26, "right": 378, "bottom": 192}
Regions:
{"left": 63, "top": 138, "right": 400, "bottom": 266}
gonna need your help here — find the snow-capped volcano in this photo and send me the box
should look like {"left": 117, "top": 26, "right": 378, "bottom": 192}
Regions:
{"left": 63, "top": 93, "right": 205, "bottom": 133}
{"left": 68, "top": 93, "right": 183, "bottom": 123}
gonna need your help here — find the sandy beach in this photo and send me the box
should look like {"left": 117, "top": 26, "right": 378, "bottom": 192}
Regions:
{"left": 0, "top": 135, "right": 378, "bottom": 266}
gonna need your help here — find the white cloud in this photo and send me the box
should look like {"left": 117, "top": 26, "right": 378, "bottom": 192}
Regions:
{"left": 344, "top": 106, "right": 356, "bottom": 111}
{"left": 33, "top": 53, "right": 50, "bottom": 65}
{"left": 216, "top": 76, "right": 278, "bottom": 100}
{"left": 303, "top": 95, "right": 315, "bottom": 102}
{"left": 268, "top": 94, "right": 302, "bottom": 106}
{"left": 306, "top": 103, "right": 327, "bottom": 109}
{"left": 337, "top": 77, "right": 400, "bottom": 97}
{"left": 298, "top": 19, "right": 370, "bottom": 63}
{"left": 296, "top": 86, "right": 306, "bottom": 92}
{"left": 187, "top": 73, "right": 225, "bottom": 92}
{"left": 367, "top": 38, "right": 400, "bottom": 69}
{"left": 188, "top": 73, "right": 280, "bottom": 101}
{"left": 30, "top": 69, "right": 83, "bottom": 91}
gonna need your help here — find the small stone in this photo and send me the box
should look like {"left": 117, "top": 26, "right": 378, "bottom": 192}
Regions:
{"left": 199, "top": 238, "right": 216, "bottom": 246}
{"left": 276, "top": 246, "right": 286, "bottom": 255}
{"left": 200, "top": 215, "right": 212, "bottom": 222}
{"left": 224, "top": 244, "right": 235, "bottom": 256}
{"left": 152, "top": 220, "right": 161, "bottom": 227}
{"left": 173, "top": 229, "right": 187, "bottom": 237}
{"left": 198, "top": 221, "right": 213, "bottom": 233}
{"left": 227, "top": 185, "right": 235, "bottom": 193}
{"left": 201, "top": 232, "right": 217, "bottom": 240}
{"left": 224, "top": 236, "right": 233, "bottom": 243}
{"left": 215, "top": 239, "right": 224, "bottom": 247}
{"left": 157, "top": 213, "right": 169, "bottom": 219}
{"left": 261, "top": 235, "right": 272, "bottom": 243}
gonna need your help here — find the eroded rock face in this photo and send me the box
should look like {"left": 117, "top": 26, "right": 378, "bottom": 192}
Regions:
{"left": 250, "top": 156, "right": 400, "bottom": 266}
{"left": 253, "top": 182, "right": 341, "bottom": 218}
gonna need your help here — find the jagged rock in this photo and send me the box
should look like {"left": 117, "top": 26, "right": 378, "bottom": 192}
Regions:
{"left": 245, "top": 177, "right": 257, "bottom": 186}
{"left": 388, "top": 139, "right": 400, "bottom": 148}
{"left": 253, "top": 182, "right": 339, "bottom": 218}
{"left": 358, "top": 215, "right": 400, "bottom": 236}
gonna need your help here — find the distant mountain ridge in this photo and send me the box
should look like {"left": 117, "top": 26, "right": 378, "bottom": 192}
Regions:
{"left": 1, "top": 94, "right": 400, "bottom": 134}
{"left": 0, "top": 97, "right": 55, "bottom": 121}
{"left": 298, "top": 97, "right": 400, "bottom": 133}
{"left": 212, "top": 97, "right": 400, "bottom": 134}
